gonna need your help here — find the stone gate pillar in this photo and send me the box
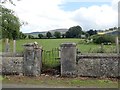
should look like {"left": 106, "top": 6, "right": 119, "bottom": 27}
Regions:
{"left": 23, "top": 43, "right": 42, "bottom": 76}
{"left": 60, "top": 43, "right": 77, "bottom": 77}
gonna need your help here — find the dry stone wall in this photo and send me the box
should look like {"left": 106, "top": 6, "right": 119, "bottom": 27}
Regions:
{"left": 60, "top": 43, "right": 120, "bottom": 77}
{"left": 77, "top": 54, "right": 119, "bottom": 77}
{"left": 1, "top": 43, "right": 42, "bottom": 76}
{"left": 1, "top": 43, "right": 120, "bottom": 78}
{"left": 2, "top": 56, "right": 23, "bottom": 75}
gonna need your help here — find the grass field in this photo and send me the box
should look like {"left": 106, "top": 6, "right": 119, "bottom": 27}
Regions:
{"left": 0, "top": 39, "right": 117, "bottom": 53}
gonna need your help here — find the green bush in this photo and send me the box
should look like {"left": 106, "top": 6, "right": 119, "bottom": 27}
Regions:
{"left": 92, "top": 35, "right": 115, "bottom": 44}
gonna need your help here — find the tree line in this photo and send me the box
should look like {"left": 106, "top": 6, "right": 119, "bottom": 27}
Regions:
{"left": 36, "top": 26, "right": 97, "bottom": 39}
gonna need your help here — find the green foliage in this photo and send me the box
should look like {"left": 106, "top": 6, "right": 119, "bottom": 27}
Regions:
{"left": 61, "top": 34, "right": 65, "bottom": 38}
{"left": 19, "top": 32, "right": 27, "bottom": 39}
{"left": 65, "top": 25, "right": 84, "bottom": 38}
{"left": 38, "top": 34, "right": 43, "bottom": 39}
{"left": 1, "top": 5, "right": 21, "bottom": 40}
{"left": 46, "top": 31, "right": 52, "bottom": 38}
{"left": 87, "top": 29, "right": 97, "bottom": 36}
{"left": 54, "top": 31, "right": 61, "bottom": 38}
{"left": 92, "top": 34, "right": 115, "bottom": 44}
{"left": 28, "top": 35, "right": 34, "bottom": 39}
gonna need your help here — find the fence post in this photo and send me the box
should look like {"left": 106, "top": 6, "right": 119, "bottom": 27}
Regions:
{"left": 13, "top": 40, "right": 16, "bottom": 54}
{"left": 60, "top": 43, "right": 77, "bottom": 77}
{"left": 116, "top": 36, "right": 119, "bottom": 54}
{"left": 5, "top": 38, "right": 9, "bottom": 52}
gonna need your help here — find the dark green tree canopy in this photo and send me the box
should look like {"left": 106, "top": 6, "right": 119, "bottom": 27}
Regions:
{"left": 38, "top": 33, "right": 43, "bottom": 39}
{"left": 1, "top": 5, "right": 21, "bottom": 39}
{"left": 19, "top": 32, "right": 27, "bottom": 39}
{"left": 54, "top": 31, "right": 61, "bottom": 38}
{"left": 92, "top": 34, "right": 115, "bottom": 44}
{"left": 46, "top": 31, "right": 52, "bottom": 38}
{"left": 28, "top": 35, "right": 34, "bottom": 39}
{"left": 87, "top": 29, "right": 97, "bottom": 36}
{"left": 65, "top": 25, "right": 83, "bottom": 38}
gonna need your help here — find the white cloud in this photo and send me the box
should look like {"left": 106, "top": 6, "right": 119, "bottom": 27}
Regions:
{"left": 62, "top": 0, "right": 112, "bottom": 3}
{"left": 2, "top": 0, "right": 119, "bottom": 33}
{"left": 71, "top": 4, "right": 118, "bottom": 30}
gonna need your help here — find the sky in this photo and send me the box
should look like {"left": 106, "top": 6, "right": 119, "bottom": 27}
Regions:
{"left": 1, "top": 0, "right": 120, "bottom": 33}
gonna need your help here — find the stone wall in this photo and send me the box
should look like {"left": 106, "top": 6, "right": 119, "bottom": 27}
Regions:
{"left": 1, "top": 43, "right": 42, "bottom": 76}
{"left": 60, "top": 43, "right": 120, "bottom": 78}
{"left": 77, "top": 54, "right": 119, "bottom": 77}
{"left": 2, "top": 56, "right": 23, "bottom": 75}
{"left": 1, "top": 43, "right": 120, "bottom": 78}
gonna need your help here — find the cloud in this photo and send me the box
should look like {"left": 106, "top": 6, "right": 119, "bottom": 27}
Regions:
{"left": 2, "top": 0, "right": 119, "bottom": 33}
{"left": 71, "top": 4, "right": 118, "bottom": 30}
{"left": 62, "top": 0, "right": 112, "bottom": 3}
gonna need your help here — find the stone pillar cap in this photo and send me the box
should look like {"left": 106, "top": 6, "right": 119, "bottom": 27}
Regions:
{"left": 60, "top": 43, "right": 76, "bottom": 47}
{"left": 34, "top": 41, "right": 38, "bottom": 45}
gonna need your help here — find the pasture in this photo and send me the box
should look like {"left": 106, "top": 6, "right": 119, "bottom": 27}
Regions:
{"left": 0, "top": 39, "right": 116, "bottom": 53}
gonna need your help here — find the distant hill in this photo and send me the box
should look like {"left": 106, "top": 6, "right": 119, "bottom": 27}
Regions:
{"left": 49, "top": 28, "right": 68, "bottom": 34}
{"left": 25, "top": 32, "right": 46, "bottom": 38}
{"left": 25, "top": 28, "right": 68, "bottom": 37}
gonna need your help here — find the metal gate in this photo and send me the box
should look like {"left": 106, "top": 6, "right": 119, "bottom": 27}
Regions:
{"left": 42, "top": 48, "right": 60, "bottom": 75}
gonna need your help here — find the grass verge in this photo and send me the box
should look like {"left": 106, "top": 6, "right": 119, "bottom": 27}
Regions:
{"left": 2, "top": 75, "right": 118, "bottom": 88}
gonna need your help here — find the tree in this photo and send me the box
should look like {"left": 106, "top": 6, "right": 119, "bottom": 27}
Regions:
{"left": 46, "top": 31, "right": 52, "bottom": 38}
{"left": 38, "top": 34, "right": 43, "bottom": 39}
{"left": 1, "top": 0, "right": 20, "bottom": 6}
{"left": 109, "top": 28, "right": 114, "bottom": 31}
{"left": 92, "top": 35, "right": 115, "bottom": 44}
{"left": 87, "top": 29, "right": 97, "bottom": 36}
{"left": 54, "top": 31, "right": 61, "bottom": 38}
{"left": 1, "top": 5, "right": 21, "bottom": 40}
{"left": 113, "top": 27, "right": 117, "bottom": 30}
{"left": 62, "top": 34, "right": 65, "bottom": 38}
{"left": 28, "top": 35, "right": 34, "bottom": 39}
{"left": 65, "top": 25, "right": 83, "bottom": 38}
{"left": 19, "top": 32, "right": 27, "bottom": 39}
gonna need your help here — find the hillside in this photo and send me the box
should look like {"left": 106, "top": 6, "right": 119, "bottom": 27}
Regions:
{"left": 49, "top": 28, "right": 68, "bottom": 34}
{"left": 25, "top": 28, "right": 68, "bottom": 37}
